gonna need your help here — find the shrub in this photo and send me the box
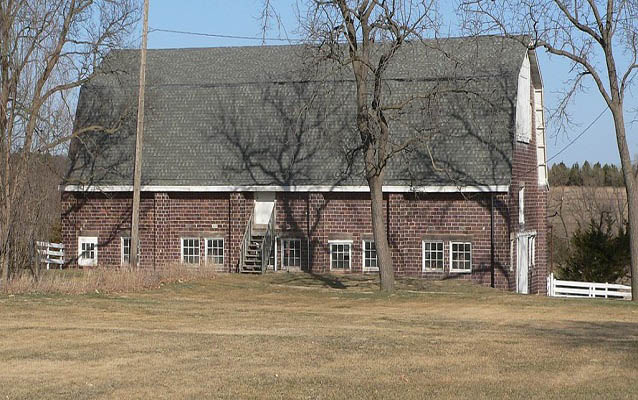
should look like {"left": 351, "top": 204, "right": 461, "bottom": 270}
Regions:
{"left": 557, "top": 216, "right": 630, "bottom": 283}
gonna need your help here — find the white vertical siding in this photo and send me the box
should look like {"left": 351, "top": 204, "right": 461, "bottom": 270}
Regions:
{"left": 515, "top": 54, "right": 532, "bottom": 143}
{"left": 534, "top": 88, "right": 548, "bottom": 186}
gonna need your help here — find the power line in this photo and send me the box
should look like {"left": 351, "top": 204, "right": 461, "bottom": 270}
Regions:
{"left": 150, "top": 27, "right": 302, "bottom": 43}
{"left": 546, "top": 106, "right": 609, "bottom": 164}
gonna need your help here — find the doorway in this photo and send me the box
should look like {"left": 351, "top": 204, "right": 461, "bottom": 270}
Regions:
{"left": 516, "top": 232, "right": 536, "bottom": 294}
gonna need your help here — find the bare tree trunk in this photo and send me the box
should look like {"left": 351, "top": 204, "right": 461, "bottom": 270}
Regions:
{"left": 0, "top": 192, "right": 10, "bottom": 285}
{"left": 1, "top": 252, "right": 8, "bottom": 286}
{"left": 610, "top": 103, "right": 638, "bottom": 301}
{"left": 369, "top": 175, "right": 393, "bottom": 292}
{"left": 626, "top": 194, "right": 638, "bottom": 301}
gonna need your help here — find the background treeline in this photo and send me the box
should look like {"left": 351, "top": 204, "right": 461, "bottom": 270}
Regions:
{"left": 548, "top": 161, "right": 625, "bottom": 186}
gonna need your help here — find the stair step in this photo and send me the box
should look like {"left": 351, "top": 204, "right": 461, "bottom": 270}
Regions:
{"left": 240, "top": 265, "right": 263, "bottom": 272}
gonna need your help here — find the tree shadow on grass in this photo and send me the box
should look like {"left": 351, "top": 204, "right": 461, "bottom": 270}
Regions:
{"left": 524, "top": 319, "right": 638, "bottom": 358}
{"left": 268, "top": 272, "right": 380, "bottom": 290}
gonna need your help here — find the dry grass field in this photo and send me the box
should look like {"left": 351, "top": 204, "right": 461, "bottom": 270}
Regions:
{"left": 1, "top": 273, "right": 637, "bottom": 399}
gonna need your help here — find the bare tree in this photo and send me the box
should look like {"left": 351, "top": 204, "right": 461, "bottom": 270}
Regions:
{"left": 459, "top": 0, "right": 638, "bottom": 299}
{"left": 0, "top": 0, "right": 139, "bottom": 285}
{"left": 291, "top": 1, "right": 439, "bottom": 292}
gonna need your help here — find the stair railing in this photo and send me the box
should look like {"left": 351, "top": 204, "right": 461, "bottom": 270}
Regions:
{"left": 239, "top": 209, "right": 254, "bottom": 272}
{"left": 260, "top": 201, "right": 276, "bottom": 274}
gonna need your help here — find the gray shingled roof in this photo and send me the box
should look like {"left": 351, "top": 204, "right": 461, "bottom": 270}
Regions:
{"left": 66, "top": 36, "right": 528, "bottom": 188}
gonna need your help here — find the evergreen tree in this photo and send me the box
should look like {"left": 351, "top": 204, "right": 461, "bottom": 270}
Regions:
{"left": 549, "top": 162, "right": 569, "bottom": 186}
{"left": 567, "top": 163, "right": 583, "bottom": 186}
{"left": 558, "top": 216, "right": 630, "bottom": 282}
{"left": 592, "top": 162, "right": 603, "bottom": 186}
{"left": 603, "top": 164, "right": 613, "bottom": 186}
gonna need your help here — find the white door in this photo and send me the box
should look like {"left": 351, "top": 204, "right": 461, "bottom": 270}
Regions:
{"left": 254, "top": 192, "right": 275, "bottom": 225}
{"left": 517, "top": 234, "right": 530, "bottom": 294}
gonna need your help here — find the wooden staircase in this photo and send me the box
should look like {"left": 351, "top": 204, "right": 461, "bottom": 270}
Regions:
{"left": 239, "top": 201, "right": 276, "bottom": 274}
{"left": 241, "top": 230, "right": 265, "bottom": 273}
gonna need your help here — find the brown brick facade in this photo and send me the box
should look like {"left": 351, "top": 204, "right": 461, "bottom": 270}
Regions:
{"left": 62, "top": 185, "right": 548, "bottom": 292}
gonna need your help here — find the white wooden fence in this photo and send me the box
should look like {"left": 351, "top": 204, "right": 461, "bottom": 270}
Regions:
{"left": 547, "top": 273, "right": 632, "bottom": 300}
{"left": 36, "top": 241, "right": 65, "bottom": 270}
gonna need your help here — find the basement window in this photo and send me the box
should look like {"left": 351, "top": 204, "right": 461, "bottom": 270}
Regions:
{"left": 450, "top": 242, "right": 472, "bottom": 273}
{"left": 78, "top": 236, "right": 98, "bottom": 267}
{"left": 181, "top": 238, "right": 200, "bottom": 265}
{"left": 422, "top": 241, "right": 444, "bottom": 271}
{"left": 362, "top": 240, "right": 378, "bottom": 271}
{"left": 329, "top": 241, "right": 352, "bottom": 270}
{"left": 205, "top": 238, "right": 224, "bottom": 265}
{"left": 121, "top": 237, "right": 140, "bottom": 266}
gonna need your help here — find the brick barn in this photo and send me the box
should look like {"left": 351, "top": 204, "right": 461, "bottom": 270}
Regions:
{"left": 62, "top": 35, "right": 549, "bottom": 294}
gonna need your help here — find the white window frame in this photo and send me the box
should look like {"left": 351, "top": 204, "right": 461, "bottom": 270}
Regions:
{"left": 329, "top": 240, "right": 352, "bottom": 271}
{"left": 181, "top": 237, "right": 201, "bottom": 265}
{"left": 519, "top": 186, "right": 525, "bottom": 225}
{"left": 78, "top": 236, "right": 98, "bottom": 267}
{"left": 509, "top": 238, "right": 515, "bottom": 272}
{"left": 362, "top": 239, "right": 378, "bottom": 272}
{"left": 422, "top": 240, "right": 444, "bottom": 271}
{"left": 280, "top": 238, "right": 302, "bottom": 270}
{"left": 205, "top": 237, "right": 224, "bottom": 266}
{"left": 529, "top": 235, "right": 536, "bottom": 268}
{"left": 120, "top": 237, "right": 140, "bottom": 266}
{"left": 449, "top": 241, "right": 472, "bottom": 273}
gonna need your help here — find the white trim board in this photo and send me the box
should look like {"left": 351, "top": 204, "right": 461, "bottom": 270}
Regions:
{"left": 62, "top": 184, "right": 510, "bottom": 193}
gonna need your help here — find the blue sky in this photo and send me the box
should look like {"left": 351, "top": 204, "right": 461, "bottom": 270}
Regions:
{"left": 144, "top": 0, "right": 636, "bottom": 167}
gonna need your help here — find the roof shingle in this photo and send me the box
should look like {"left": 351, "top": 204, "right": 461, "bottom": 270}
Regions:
{"left": 66, "top": 36, "right": 529, "bottom": 188}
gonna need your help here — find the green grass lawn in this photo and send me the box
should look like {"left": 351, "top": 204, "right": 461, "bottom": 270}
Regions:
{"left": 0, "top": 273, "right": 637, "bottom": 399}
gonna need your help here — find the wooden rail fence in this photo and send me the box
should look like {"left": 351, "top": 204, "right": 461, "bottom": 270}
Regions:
{"left": 36, "top": 241, "right": 65, "bottom": 270}
{"left": 547, "top": 273, "right": 631, "bottom": 300}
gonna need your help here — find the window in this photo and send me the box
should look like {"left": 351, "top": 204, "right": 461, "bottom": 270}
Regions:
{"left": 450, "top": 242, "right": 472, "bottom": 273}
{"left": 422, "top": 241, "right": 444, "bottom": 271}
{"left": 78, "top": 236, "right": 98, "bottom": 267}
{"left": 281, "top": 238, "right": 301, "bottom": 269}
{"left": 181, "top": 238, "right": 200, "bottom": 264}
{"left": 205, "top": 238, "right": 224, "bottom": 265}
{"left": 121, "top": 237, "right": 140, "bottom": 265}
{"left": 362, "top": 240, "right": 378, "bottom": 271}
{"left": 529, "top": 235, "right": 536, "bottom": 268}
{"left": 519, "top": 186, "right": 525, "bottom": 225}
{"left": 329, "top": 241, "right": 352, "bottom": 270}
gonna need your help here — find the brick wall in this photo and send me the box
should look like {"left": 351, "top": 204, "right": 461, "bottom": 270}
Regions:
{"left": 62, "top": 192, "right": 253, "bottom": 272}
{"left": 62, "top": 189, "right": 525, "bottom": 291}
{"left": 61, "top": 192, "right": 154, "bottom": 267}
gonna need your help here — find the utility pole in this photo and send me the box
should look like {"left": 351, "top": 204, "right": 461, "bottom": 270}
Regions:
{"left": 130, "top": 0, "right": 150, "bottom": 267}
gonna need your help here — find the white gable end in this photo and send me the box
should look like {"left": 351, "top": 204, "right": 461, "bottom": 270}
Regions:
{"left": 515, "top": 54, "right": 532, "bottom": 143}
